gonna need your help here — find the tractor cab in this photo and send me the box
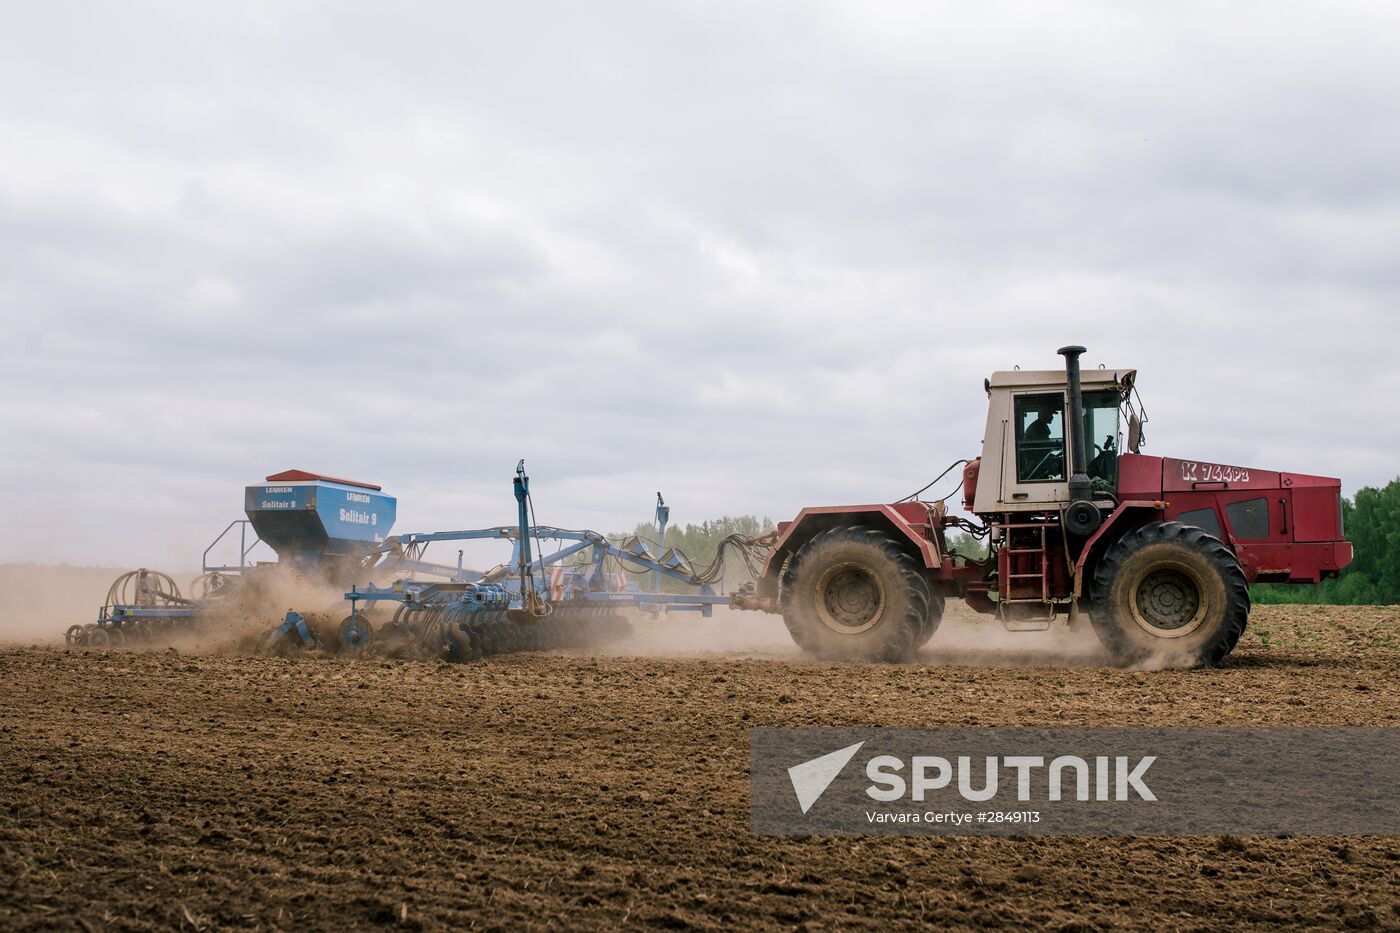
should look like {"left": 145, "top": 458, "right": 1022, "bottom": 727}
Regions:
{"left": 970, "top": 363, "right": 1139, "bottom": 517}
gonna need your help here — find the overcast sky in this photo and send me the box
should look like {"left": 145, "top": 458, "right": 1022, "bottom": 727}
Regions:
{"left": 2, "top": 1, "right": 1398, "bottom": 569}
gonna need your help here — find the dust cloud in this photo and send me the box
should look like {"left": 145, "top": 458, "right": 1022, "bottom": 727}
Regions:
{"left": 605, "top": 601, "right": 1115, "bottom": 667}
{"left": 0, "top": 564, "right": 141, "bottom": 644}
{"left": 918, "top": 602, "right": 1112, "bottom": 667}
{"left": 4, "top": 565, "right": 1163, "bottom": 670}
{"left": 0, "top": 562, "right": 353, "bottom": 653}
{"left": 611, "top": 607, "right": 802, "bottom": 660}
{"left": 192, "top": 569, "right": 352, "bottom": 655}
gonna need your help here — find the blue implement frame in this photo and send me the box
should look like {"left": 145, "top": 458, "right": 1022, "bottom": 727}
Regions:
{"left": 345, "top": 463, "right": 728, "bottom": 623}
{"left": 349, "top": 526, "right": 728, "bottom": 616}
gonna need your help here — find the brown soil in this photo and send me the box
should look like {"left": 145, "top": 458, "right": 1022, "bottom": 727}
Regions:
{"left": 2, "top": 605, "right": 1399, "bottom": 930}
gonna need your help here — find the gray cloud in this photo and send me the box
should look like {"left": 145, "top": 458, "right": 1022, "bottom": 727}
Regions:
{"left": 2, "top": 1, "right": 1397, "bottom": 567}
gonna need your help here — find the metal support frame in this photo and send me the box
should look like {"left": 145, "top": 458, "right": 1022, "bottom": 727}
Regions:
{"left": 267, "top": 611, "right": 317, "bottom": 649}
{"left": 202, "top": 520, "right": 266, "bottom": 574}
{"left": 654, "top": 493, "right": 669, "bottom": 594}
{"left": 346, "top": 528, "right": 727, "bottom": 615}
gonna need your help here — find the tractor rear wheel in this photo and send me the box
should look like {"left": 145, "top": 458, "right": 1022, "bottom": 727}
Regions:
{"left": 1089, "top": 521, "right": 1249, "bottom": 667}
{"left": 913, "top": 593, "right": 945, "bottom": 648}
{"left": 781, "top": 525, "right": 932, "bottom": 662}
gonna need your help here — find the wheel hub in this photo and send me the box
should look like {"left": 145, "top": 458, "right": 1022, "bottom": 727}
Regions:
{"left": 1132, "top": 566, "right": 1205, "bottom": 637}
{"left": 815, "top": 563, "right": 886, "bottom": 635}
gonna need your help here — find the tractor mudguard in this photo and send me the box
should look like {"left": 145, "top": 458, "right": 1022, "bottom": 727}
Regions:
{"left": 756, "top": 503, "right": 942, "bottom": 600}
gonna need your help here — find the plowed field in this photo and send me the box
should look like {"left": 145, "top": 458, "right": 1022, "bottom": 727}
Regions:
{"left": 2, "top": 605, "right": 1398, "bottom": 930}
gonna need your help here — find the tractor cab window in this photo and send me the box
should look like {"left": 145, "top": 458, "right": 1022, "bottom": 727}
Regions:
{"left": 1082, "top": 389, "right": 1121, "bottom": 492}
{"left": 1014, "top": 393, "right": 1066, "bottom": 483}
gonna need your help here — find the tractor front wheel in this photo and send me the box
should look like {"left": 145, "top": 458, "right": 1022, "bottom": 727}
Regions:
{"left": 1089, "top": 521, "right": 1249, "bottom": 667}
{"left": 782, "top": 526, "right": 933, "bottom": 662}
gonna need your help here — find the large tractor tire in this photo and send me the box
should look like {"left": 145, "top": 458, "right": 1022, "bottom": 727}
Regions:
{"left": 781, "top": 525, "right": 934, "bottom": 662}
{"left": 1089, "top": 521, "right": 1249, "bottom": 668}
{"left": 913, "top": 593, "right": 946, "bottom": 649}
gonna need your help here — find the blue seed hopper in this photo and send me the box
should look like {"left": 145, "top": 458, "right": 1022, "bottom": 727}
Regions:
{"left": 244, "top": 470, "right": 397, "bottom": 569}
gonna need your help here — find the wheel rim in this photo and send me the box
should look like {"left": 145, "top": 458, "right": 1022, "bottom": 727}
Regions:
{"left": 1129, "top": 563, "right": 1209, "bottom": 638}
{"left": 814, "top": 562, "right": 886, "bottom": 635}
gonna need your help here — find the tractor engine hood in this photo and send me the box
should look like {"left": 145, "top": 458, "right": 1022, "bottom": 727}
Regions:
{"left": 1119, "top": 453, "right": 1342, "bottom": 501}
{"left": 1118, "top": 452, "right": 1352, "bottom": 581}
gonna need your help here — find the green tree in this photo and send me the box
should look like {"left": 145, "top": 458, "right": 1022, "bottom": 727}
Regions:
{"left": 606, "top": 514, "right": 775, "bottom": 593}
{"left": 1253, "top": 478, "right": 1400, "bottom": 605}
{"left": 945, "top": 530, "right": 989, "bottom": 562}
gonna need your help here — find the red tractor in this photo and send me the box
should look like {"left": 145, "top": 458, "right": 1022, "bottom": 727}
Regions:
{"left": 735, "top": 346, "right": 1352, "bottom": 667}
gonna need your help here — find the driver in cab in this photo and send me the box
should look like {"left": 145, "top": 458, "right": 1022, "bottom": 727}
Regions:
{"left": 1025, "top": 405, "right": 1056, "bottom": 442}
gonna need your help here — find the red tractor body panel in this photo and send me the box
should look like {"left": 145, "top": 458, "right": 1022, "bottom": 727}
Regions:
{"left": 1116, "top": 453, "right": 1351, "bottom": 583}
{"left": 765, "top": 503, "right": 941, "bottom": 574}
{"left": 752, "top": 503, "right": 951, "bottom": 602}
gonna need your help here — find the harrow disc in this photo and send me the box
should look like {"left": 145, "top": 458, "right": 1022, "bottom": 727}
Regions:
{"left": 436, "top": 628, "right": 468, "bottom": 662}
{"left": 338, "top": 615, "right": 374, "bottom": 654}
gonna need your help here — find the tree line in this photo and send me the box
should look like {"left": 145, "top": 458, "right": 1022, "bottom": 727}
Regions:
{"left": 607, "top": 515, "right": 775, "bottom": 593}
{"left": 1252, "top": 478, "right": 1400, "bottom": 605}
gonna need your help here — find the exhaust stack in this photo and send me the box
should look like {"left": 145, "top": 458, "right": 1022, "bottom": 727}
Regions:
{"left": 1058, "top": 345, "right": 1101, "bottom": 536}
